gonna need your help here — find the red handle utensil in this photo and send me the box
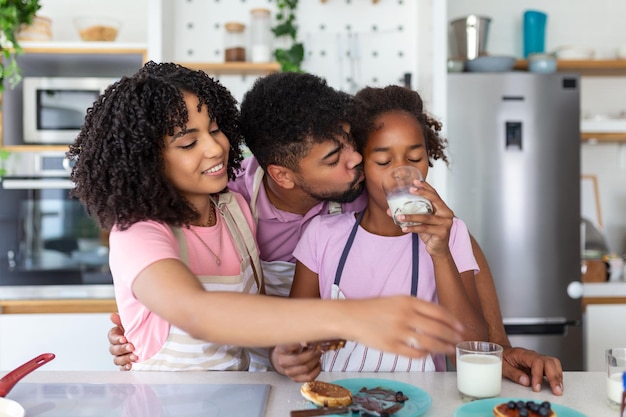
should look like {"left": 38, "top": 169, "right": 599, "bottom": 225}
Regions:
{"left": 0, "top": 353, "right": 55, "bottom": 397}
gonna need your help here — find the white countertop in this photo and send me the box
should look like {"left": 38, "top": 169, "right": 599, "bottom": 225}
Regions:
{"left": 5, "top": 371, "right": 614, "bottom": 416}
{"left": 0, "top": 285, "right": 114, "bottom": 300}
{"left": 583, "top": 282, "right": 626, "bottom": 298}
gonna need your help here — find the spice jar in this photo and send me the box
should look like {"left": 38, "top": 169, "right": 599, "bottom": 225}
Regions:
{"left": 249, "top": 8, "right": 272, "bottom": 63}
{"left": 224, "top": 22, "right": 246, "bottom": 62}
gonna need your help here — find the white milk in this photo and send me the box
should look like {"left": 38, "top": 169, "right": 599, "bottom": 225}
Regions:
{"left": 386, "top": 193, "right": 432, "bottom": 227}
{"left": 607, "top": 372, "right": 624, "bottom": 406}
{"left": 456, "top": 354, "right": 502, "bottom": 398}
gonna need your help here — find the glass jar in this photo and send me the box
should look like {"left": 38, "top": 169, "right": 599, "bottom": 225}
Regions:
{"left": 224, "top": 22, "right": 246, "bottom": 62}
{"left": 249, "top": 8, "right": 272, "bottom": 63}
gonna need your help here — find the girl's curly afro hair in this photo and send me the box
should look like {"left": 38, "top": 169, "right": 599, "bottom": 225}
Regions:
{"left": 351, "top": 85, "right": 448, "bottom": 167}
{"left": 239, "top": 71, "right": 354, "bottom": 172}
{"left": 67, "top": 61, "right": 244, "bottom": 231}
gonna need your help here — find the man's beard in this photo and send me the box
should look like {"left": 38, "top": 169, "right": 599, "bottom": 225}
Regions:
{"left": 297, "top": 166, "right": 365, "bottom": 204}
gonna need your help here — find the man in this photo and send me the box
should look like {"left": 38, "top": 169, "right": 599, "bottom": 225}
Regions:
{"left": 108, "top": 72, "right": 563, "bottom": 395}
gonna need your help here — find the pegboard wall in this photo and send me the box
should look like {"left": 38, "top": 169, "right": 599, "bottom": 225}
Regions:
{"left": 169, "top": 0, "right": 421, "bottom": 101}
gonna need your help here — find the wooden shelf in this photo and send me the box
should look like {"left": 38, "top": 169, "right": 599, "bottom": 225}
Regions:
{"left": 19, "top": 41, "right": 148, "bottom": 60}
{"left": 177, "top": 61, "right": 281, "bottom": 75}
{"left": 581, "top": 132, "right": 626, "bottom": 143}
{"left": 0, "top": 299, "right": 117, "bottom": 314}
{"left": 0, "top": 145, "right": 70, "bottom": 152}
{"left": 515, "top": 59, "right": 626, "bottom": 76}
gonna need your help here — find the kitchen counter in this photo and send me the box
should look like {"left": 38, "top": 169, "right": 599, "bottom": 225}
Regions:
{"left": 5, "top": 371, "right": 614, "bottom": 416}
{"left": 583, "top": 282, "right": 626, "bottom": 297}
{"left": 0, "top": 285, "right": 116, "bottom": 314}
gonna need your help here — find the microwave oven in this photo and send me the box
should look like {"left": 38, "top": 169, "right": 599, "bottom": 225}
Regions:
{"left": 22, "top": 77, "right": 118, "bottom": 144}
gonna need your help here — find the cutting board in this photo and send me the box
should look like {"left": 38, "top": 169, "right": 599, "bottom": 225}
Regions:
{"left": 7, "top": 382, "right": 270, "bottom": 417}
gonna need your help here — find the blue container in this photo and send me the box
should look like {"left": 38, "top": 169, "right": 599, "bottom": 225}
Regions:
{"left": 523, "top": 10, "right": 547, "bottom": 58}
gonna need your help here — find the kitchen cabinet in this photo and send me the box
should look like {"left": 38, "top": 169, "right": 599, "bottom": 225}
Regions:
{"left": 0, "top": 312, "right": 117, "bottom": 371}
{"left": 581, "top": 282, "right": 626, "bottom": 371}
{"left": 584, "top": 304, "right": 626, "bottom": 371}
{"left": 515, "top": 59, "right": 626, "bottom": 143}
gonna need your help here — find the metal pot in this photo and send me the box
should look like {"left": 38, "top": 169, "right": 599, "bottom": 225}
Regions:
{"left": 450, "top": 15, "right": 491, "bottom": 60}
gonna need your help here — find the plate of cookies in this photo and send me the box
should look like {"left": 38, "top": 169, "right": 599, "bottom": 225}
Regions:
{"left": 296, "top": 378, "right": 431, "bottom": 416}
{"left": 453, "top": 397, "right": 586, "bottom": 417}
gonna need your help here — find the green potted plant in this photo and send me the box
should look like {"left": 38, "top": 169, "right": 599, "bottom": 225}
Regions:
{"left": 272, "top": 0, "right": 304, "bottom": 72}
{"left": 0, "top": 0, "right": 42, "bottom": 91}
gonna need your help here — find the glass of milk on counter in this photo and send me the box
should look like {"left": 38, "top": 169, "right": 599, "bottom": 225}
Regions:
{"left": 456, "top": 341, "right": 503, "bottom": 401}
{"left": 606, "top": 348, "right": 626, "bottom": 409}
{"left": 382, "top": 165, "right": 432, "bottom": 228}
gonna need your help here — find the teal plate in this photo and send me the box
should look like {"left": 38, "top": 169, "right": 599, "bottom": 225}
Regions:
{"left": 324, "top": 378, "right": 432, "bottom": 417}
{"left": 453, "top": 397, "right": 587, "bottom": 417}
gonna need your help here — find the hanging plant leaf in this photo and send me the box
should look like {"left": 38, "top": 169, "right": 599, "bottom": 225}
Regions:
{"left": 272, "top": 0, "right": 303, "bottom": 72}
{"left": 0, "top": 0, "right": 42, "bottom": 91}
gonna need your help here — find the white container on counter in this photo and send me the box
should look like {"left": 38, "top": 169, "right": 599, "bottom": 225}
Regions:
{"left": 249, "top": 8, "right": 272, "bottom": 63}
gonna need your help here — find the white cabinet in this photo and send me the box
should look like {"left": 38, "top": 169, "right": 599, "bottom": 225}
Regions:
{"left": 584, "top": 303, "right": 626, "bottom": 371}
{"left": 0, "top": 313, "right": 117, "bottom": 371}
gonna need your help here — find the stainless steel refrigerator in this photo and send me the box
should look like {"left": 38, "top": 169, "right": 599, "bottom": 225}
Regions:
{"left": 446, "top": 72, "right": 583, "bottom": 370}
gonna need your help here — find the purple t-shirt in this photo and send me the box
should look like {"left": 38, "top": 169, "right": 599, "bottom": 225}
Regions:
{"left": 293, "top": 213, "right": 478, "bottom": 302}
{"left": 228, "top": 157, "right": 365, "bottom": 263}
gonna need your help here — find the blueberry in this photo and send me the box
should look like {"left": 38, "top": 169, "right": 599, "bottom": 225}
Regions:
{"left": 516, "top": 401, "right": 526, "bottom": 409}
{"left": 541, "top": 401, "right": 551, "bottom": 409}
{"left": 529, "top": 402, "right": 540, "bottom": 412}
{"left": 538, "top": 406, "right": 550, "bottom": 416}
{"left": 519, "top": 408, "right": 529, "bottom": 417}
{"left": 507, "top": 401, "right": 517, "bottom": 409}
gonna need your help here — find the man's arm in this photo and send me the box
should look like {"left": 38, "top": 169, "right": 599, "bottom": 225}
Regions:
{"left": 470, "top": 235, "right": 563, "bottom": 396}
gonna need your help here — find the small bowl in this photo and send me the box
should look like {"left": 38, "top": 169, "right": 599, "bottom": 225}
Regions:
{"left": 465, "top": 55, "right": 516, "bottom": 72}
{"left": 528, "top": 53, "right": 557, "bottom": 73}
{"left": 74, "top": 16, "right": 121, "bottom": 42}
{"left": 554, "top": 45, "right": 594, "bottom": 60}
{"left": 447, "top": 59, "right": 465, "bottom": 73}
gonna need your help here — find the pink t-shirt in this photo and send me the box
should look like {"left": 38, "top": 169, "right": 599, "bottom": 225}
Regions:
{"left": 228, "top": 157, "right": 365, "bottom": 263}
{"left": 109, "top": 192, "right": 257, "bottom": 362}
{"left": 293, "top": 213, "right": 478, "bottom": 302}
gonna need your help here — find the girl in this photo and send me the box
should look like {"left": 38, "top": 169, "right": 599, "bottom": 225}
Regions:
{"left": 67, "top": 62, "right": 465, "bottom": 371}
{"left": 272, "top": 85, "right": 487, "bottom": 379}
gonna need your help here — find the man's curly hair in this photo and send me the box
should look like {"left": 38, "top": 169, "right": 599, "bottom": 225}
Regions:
{"left": 351, "top": 85, "right": 448, "bottom": 167}
{"left": 239, "top": 72, "right": 354, "bottom": 172}
{"left": 67, "top": 61, "right": 244, "bottom": 231}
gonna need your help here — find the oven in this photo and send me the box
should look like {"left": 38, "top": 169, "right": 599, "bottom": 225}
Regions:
{"left": 0, "top": 152, "right": 112, "bottom": 286}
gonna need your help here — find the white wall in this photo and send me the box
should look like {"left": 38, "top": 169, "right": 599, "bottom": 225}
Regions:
{"left": 448, "top": 1, "right": 626, "bottom": 256}
{"left": 37, "top": 0, "right": 147, "bottom": 43}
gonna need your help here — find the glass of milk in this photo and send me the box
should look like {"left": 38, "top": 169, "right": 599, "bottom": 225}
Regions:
{"left": 456, "top": 341, "right": 503, "bottom": 401}
{"left": 606, "top": 348, "right": 626, "bottom": 409}
{"left": 382, "top": 165, "right": 432, "bottom": 228}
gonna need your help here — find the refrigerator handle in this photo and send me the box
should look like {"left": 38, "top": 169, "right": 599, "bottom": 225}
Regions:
{"left": 567, "top": 281, "right": 583, "bottom": 299}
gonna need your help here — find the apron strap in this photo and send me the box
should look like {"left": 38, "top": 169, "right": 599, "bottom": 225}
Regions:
{"left": 249, "top": 165, "right": 265, "bottom": 222}
{"left": 411, "top": 233, "right": 419, "bottom": 297}
{"left": 334, "top": 210, "right": 419, "bottom": 296}
{"left": 333, "top": 211, "right": 365, "bottom": 286}
{"left": 214, "top": 193, "right": 263, "bottom": 293}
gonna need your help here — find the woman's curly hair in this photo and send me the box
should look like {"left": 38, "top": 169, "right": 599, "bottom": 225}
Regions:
{"left": 239, "top": 71, "right": 354, "bottom": 172}
{"left": 67, "top": 61, "right": 244, "bottom": 231}
{"left": 351, "top": 85, "right": 448, "bottom": 166}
